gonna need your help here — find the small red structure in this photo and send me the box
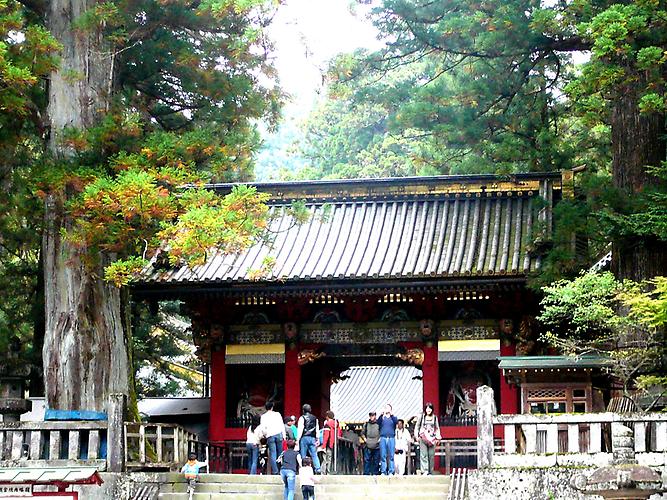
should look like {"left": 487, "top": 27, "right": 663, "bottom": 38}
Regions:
{"left": 0, "top": 467, "right": 103, "bottom": 499}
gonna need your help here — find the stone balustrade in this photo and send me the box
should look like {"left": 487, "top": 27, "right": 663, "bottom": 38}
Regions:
{"left": 494, "top": 413, "right": 667, "bottom": 457}
{"left": 0, "top": 420, "right": 108, "bottom": 468}
{"left": 0, "top": 394, "right": 203, "bottom": 472}
{"left": 474, "top": 385, "right": 667, "bottom": 469}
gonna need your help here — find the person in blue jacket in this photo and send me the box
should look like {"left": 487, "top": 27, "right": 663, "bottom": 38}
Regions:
{"left": 181, "top": 452, "right": 208, "bottom": 498}
{"left": 377, "top": 403, "right": 398, "bottom": 475}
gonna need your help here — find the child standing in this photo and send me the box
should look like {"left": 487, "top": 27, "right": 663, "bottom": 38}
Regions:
{"left": 281, "top": 439, "right": 301, "bottom": 500}
{"left": 299, "top": 456, "right": 317, "bottom": 500}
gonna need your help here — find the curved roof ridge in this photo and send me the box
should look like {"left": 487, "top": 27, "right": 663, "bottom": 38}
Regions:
{"left": 203, "top": 172, "right": 564, "bottom": 202}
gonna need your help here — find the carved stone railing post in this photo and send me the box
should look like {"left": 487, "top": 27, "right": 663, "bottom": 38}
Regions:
{"left": 107, "top": 393, "right": 127, "bottom": 472}
{"left": 611, "top": 422, "right": 636, "bottom": 465}
{"left": 476, "top": 385, "right": 496, "bottom": 468}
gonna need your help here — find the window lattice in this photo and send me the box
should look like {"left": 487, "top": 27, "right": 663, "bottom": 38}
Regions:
{"left": 527, "top": 388, "right": 567, "bottom": 400}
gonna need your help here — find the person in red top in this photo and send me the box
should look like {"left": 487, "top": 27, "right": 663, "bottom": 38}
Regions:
{"left": 321, "top": 410, "right": 342, "bottom": 474}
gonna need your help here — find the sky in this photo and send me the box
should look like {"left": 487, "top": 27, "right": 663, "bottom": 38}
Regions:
{"left": 254, "top": 1, "right": 383, "bottom": 180}
{"left": 267, "top": 0, "right": 381, "bottom": 114}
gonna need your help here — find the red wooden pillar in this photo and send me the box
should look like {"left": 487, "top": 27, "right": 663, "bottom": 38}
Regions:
{"left": 422, "top": 344, "right": 440, "bottom": 415}
{"left": 499, "top": 343, "right": 519, "bottom": 415}
{"left": 209, "top": 348, "right": 226, "bottom": 443}
{"left": 284, "top": 348, "right": 301, "bottom": 419}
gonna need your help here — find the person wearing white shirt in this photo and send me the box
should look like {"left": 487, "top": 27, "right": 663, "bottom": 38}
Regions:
{"left": 246, "top": 415, "right": 262, "bottom": 474}
{"left": 260, "top": 401, "right": 285, "bottom": 474}
{"left": 394, "top": 419, "right": 412, "bottom": 475}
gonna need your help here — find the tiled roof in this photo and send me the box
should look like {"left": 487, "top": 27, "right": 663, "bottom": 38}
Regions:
{"left": 138, "top": 397, "right": 210, "bottom": 416}
{"left": 330, "top": 366, "right": 423, "bottom": 423}
{"left": 499, "top": 355, "right": 609, "bottom": 370}
{"left": 139, "top": 173, "right": 561, "bottom": 288}
{"left": 0, "top": 467, "right": 103, "bottom": 485}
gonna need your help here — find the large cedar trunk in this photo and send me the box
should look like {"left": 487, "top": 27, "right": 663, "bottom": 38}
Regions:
{"left": 43, "top": 0, "right": 129, "bottom": 412}
{"left": 611, "top": 72, "right": 667, "bottom": 282}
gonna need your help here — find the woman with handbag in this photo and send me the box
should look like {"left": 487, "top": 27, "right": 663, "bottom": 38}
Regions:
{"left": 413, "top": 403, "right": 441, "bottom": 475}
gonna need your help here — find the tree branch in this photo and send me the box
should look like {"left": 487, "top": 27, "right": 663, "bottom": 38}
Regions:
{"left": 16, "top": 0, "right": 46, "bottom": 16}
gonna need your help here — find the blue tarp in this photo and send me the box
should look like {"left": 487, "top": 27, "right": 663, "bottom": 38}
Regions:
{"left": 44, "top": 409, "right": 107, "bottom": 421}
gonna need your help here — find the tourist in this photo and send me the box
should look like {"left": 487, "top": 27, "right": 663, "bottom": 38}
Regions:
{"left": 378, "top": 403, "right": 398, "bottom": 475}
{"left": 299, "top": 456, "right": 318, "bottom": 500}
{"left": 361, "top": 411, "right": 380, "bottom": 475}
{"left": 414, "top": 403, "right": 441, "bottom": 475}
{"left": 316, "top": 426, "right": 326, "bottom": 471}
{"left": 321, "top": 410, "right": 341, "bottom": 474}
{"left": 340, "top": 425, "right": 359, "bottom": 474}
{"left": 180, "top": 451, "right": 208, "bottom": 496}
{"left": 280, "top": 439, "right": 300, "bottom": 500}
{"left": 246, "top": 414, "right": 261, "bottom": 474}
{"left": 287, "top": 415, "right": 298, "bottom": 440}
{"left": 394, "top": 419, "right": 412, "bottom": 475}
{"left": 260, "top": 401, "right": 285, "bottom": 474}
{"left": 296, "top": 403, "right": 321, "bottom": 473}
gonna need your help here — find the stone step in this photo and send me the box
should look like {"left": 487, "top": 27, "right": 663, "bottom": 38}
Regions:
{"left": 161, "top": 472, "right": 449, "bottom": 485}
{"left": 157, "top": 473, "right": 450, "bottom": 500}
{"left": 315, "top": 484, "right": 447, "bottom": 494}
{"left": 158, "top": 493, "right": 447, "bottom": 500}
{"left": 163, "top": 482, "right": 448, "bottom": 494}
{"left": 165, "top": 482, "right": 286, "bottom": 494}
{"left": 157, "top": 474, "right": 450, "bottom": 500}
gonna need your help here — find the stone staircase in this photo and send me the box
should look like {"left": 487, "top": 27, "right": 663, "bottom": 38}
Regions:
{"left": 156, "top": 473, "right": 450, "bottom": 500}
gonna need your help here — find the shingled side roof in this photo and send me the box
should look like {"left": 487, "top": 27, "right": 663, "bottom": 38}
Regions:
{"left": 138, "top": 173, "right": 563, "bottom": 291}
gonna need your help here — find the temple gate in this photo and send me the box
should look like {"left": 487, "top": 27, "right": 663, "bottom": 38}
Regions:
{"left": 134, "top": 172, "right": 589, "bottom": 471}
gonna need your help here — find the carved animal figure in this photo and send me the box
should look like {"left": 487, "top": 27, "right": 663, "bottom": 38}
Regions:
{"left": 297, "top": 349, "right": 325, "bottom": 365}
{"left": 396, "top": 348, "right": 425, "bottom": 366}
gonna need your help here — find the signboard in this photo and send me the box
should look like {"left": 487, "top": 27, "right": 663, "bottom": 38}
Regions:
{"left": 0, "top": 486, "right": 76, "bottom": 499}
{"left": 0, "top": 485, "right": 32, "bottom": 497}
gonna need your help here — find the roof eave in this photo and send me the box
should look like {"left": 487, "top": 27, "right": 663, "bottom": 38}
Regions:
{"left": 131, "top": 275, "right": 529, "bottom": 298}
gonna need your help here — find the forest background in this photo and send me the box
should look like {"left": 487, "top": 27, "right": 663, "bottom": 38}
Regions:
{"left": 0, "top": 0, "right": 664, "bottom": 406}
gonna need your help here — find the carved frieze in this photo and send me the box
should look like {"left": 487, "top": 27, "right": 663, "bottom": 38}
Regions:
{"left": 228, "top": 324, "right": 283, "bottom": 345}
{"left": 302, "top": 322, "right": 420, "bottom": 344}
{"left": 438, "top": 320, "right": 498, "bottom": 341}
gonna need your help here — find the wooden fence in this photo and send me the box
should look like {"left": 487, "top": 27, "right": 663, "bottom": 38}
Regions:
{"left": 124, "top": 422, "right": 196, "bottom": 470}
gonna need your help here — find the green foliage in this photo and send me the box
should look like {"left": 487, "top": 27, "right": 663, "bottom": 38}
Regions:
{"left": 596, "top": 164, "right": 667, "bottom": 243}
{"left": 296, "top": 94, "right": 428, "bottom": 179}
{"left": 624, "top": 277, "right": 667, "bottom": 332}
{"left": 0, "top": 0, "right": 59, "bottom": 354}
{"left": 295, "top": 0, "right": 592, "bottom": 179}
{"left": 568, "top": 1, "right": 667, "bottom": 115}
{"left": 159, "top": 185, "right": 270, "bottom": 267}
{"left": 539, "top": 272, "right": 626, "bottom": 342}
{"left": 132, "top": 301, "right": 202, "bottom": 398}
{"left": 294, "top": 0, "right": 667, "bottom": 285}
{"left": 113, "top": 0, "right": 281, "bottom": 145}
{"left": 0, "top": 0, "right": 283, "bottom": 388}
{"left": 0, "top": 1, "right": 59, "bottom": 116}
{"left": 105, "top": 257, "right": 149, "bottom": 287}
{"left": 30, "top": 0, "right": 285, "bottom": 284}
{"left": 539, "top": 272, "right": 666, "bottom": 397}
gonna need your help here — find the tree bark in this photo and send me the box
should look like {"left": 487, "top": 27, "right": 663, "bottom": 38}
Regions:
{"left": 611, "top": 71, "right": 667, "bottom": 282}
{"left": 43, "top": 0, "right": 129, "bottom": 412}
